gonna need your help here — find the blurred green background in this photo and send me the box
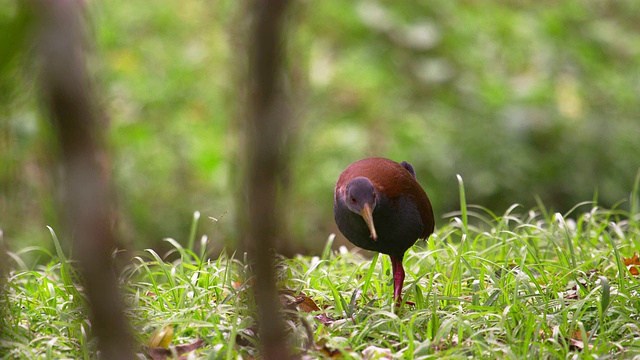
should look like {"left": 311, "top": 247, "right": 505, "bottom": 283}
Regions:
{"left": 2, "top": 0, "right": 640, "bottom": 255}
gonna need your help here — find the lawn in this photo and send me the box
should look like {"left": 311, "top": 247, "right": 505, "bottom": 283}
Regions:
{"left": 2, "top": 179, "right": 640, "bottom": 359}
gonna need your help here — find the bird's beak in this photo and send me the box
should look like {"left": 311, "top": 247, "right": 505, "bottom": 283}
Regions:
{"left": 360, "top": 203, "right": 378, "bottom": 241}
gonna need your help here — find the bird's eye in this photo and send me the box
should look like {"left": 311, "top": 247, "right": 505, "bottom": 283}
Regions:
{"left": 350, "top": 196, "right": 357, "bottom": 203}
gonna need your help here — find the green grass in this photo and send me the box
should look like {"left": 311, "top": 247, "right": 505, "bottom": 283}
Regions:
{"left": 2, "top": 193, "right": 640, "bottom": 358}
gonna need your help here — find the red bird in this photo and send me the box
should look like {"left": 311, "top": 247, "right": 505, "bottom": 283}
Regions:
{"left": 334, "top": 157, "right": 434, "bottom": 304}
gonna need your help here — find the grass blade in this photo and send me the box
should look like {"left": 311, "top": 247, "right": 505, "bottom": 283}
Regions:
{"left": 456, "top": 174, "right": 468, "bottom": 234}
{"left": 361, "top": 252, "right": 379, "bottom": 297}
{"left": 321, "top": 234, "right": 335, "bottom": 261}
{"left": 187, "top": 211, "right": 200, "bottom": 253}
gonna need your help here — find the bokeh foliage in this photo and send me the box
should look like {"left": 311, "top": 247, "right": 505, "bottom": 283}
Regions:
{"left": 1, "top": 0, "right": 639, "bottom": 254}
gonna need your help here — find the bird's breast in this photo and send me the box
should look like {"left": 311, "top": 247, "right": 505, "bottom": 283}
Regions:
{"left": 334, "top": 194, "right": 424, "bottom": 258}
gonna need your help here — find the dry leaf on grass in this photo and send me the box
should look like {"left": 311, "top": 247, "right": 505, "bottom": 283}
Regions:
{"left": 147, "top": 325, "right": 174, "bottom": 349}
{"left": 545, "top": 326, "right": 594, "bottom": 352}
{"left": 280, "top": 290, "right": 335, "bottom": 325}
{"left": 569, "top": 337, "right": 593, "bottom": 351}
{"left": 296, "top": 294, "right": 335, "bottom": 326}
{"left": 362, "top": 345, "right": 392, "bottom": 359}
{"left": 145, "top": 338, "right": 205, "bottom": 360}
{"left": 314, "top": 338, "right": 345, "bottom": 358}
{"left": 623, "top": 253, "right": 640, "bottom": 276}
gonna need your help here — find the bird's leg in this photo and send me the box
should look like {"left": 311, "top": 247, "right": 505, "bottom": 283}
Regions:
{"left": 390, "top": 255, "right": 405, "bottom": 305}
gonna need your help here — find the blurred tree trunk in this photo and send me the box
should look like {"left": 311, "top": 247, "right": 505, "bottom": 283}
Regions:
{"left": 34, "top": 1, "right": 134, "bottom": 359}
{"left": 241, "top": 0, "right": 293, "bottom": 358}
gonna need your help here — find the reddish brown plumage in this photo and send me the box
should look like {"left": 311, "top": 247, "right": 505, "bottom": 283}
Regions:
{"left": 335, "top": 158, "right": 434, "bottom": 239}
{"left": 334, "top": 157, "right": 435, "bottom": 304}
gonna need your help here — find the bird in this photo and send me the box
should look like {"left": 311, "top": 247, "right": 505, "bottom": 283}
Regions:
{"left": 334, "top": 157, "right": 434, "bottom": 305}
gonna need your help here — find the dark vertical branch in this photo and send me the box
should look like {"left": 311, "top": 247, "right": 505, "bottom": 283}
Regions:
{"left": 243, "top": 0, "right": 292, "bottom": 358}
{"left": 34, "top": 1, "right": 134, "bottom": 359}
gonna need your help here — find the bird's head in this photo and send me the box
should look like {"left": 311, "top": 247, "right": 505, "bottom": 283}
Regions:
{"left": 344, "top": 177, "right": 378, "bottom": 241}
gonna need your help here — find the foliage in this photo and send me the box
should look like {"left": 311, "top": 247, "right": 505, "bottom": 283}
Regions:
{"left": 3, "top": 195, "right": 640, "bottom": 358}
{"left": 1, "top": 0, "right": 640, "bottom": 253}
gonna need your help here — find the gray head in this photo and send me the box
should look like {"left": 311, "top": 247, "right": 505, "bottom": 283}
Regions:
{"left": 344, "top": 177, "right": 378, "bottom": 240}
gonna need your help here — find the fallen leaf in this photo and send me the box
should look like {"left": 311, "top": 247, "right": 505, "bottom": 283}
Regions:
{"left": 541, "top": 327, "right": 595, "bottom": 352}
{"left": 295, "top": 295, "right": 336, "bottom": 325}
{"left": 623, "top": 253, "right": 639, "bottom": 266}
{"left": 315, "top": 338, "right": 345, "bottom": 358}
{"left": 623, "top": 253, "right": 640, "bottom": 276}
{"left": 314, "top": 313, "right": 335, "bottom": 326}
{"left": 569, "top": 338, "right": 593, "bottom": 351}
{"left": 147, "top": 325, "right": 174, "bottom": 348}
{"left": 280, "top": 292, "right": 304, "bottom": 311}
{"left": 318, "top": 346, "right": 343, "bottom": 358}
{"left": 297, "top": 295, "right": 322, "bottom": 313}
{"left": 362, "top": 345, "right": 392, "bottom": 359}
{"left": 145, "top": 338, "right": 205, "bottom": 360}
{"left": 571, "top": 329, "right": 590, "bottom": 341}
{"left": 279, "top": 290, "right": 335, "bottom": 325}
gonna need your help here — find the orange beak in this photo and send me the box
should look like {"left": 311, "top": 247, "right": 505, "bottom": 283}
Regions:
{"left": 360, "top": 203, "right": 377, "bottom": 241}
